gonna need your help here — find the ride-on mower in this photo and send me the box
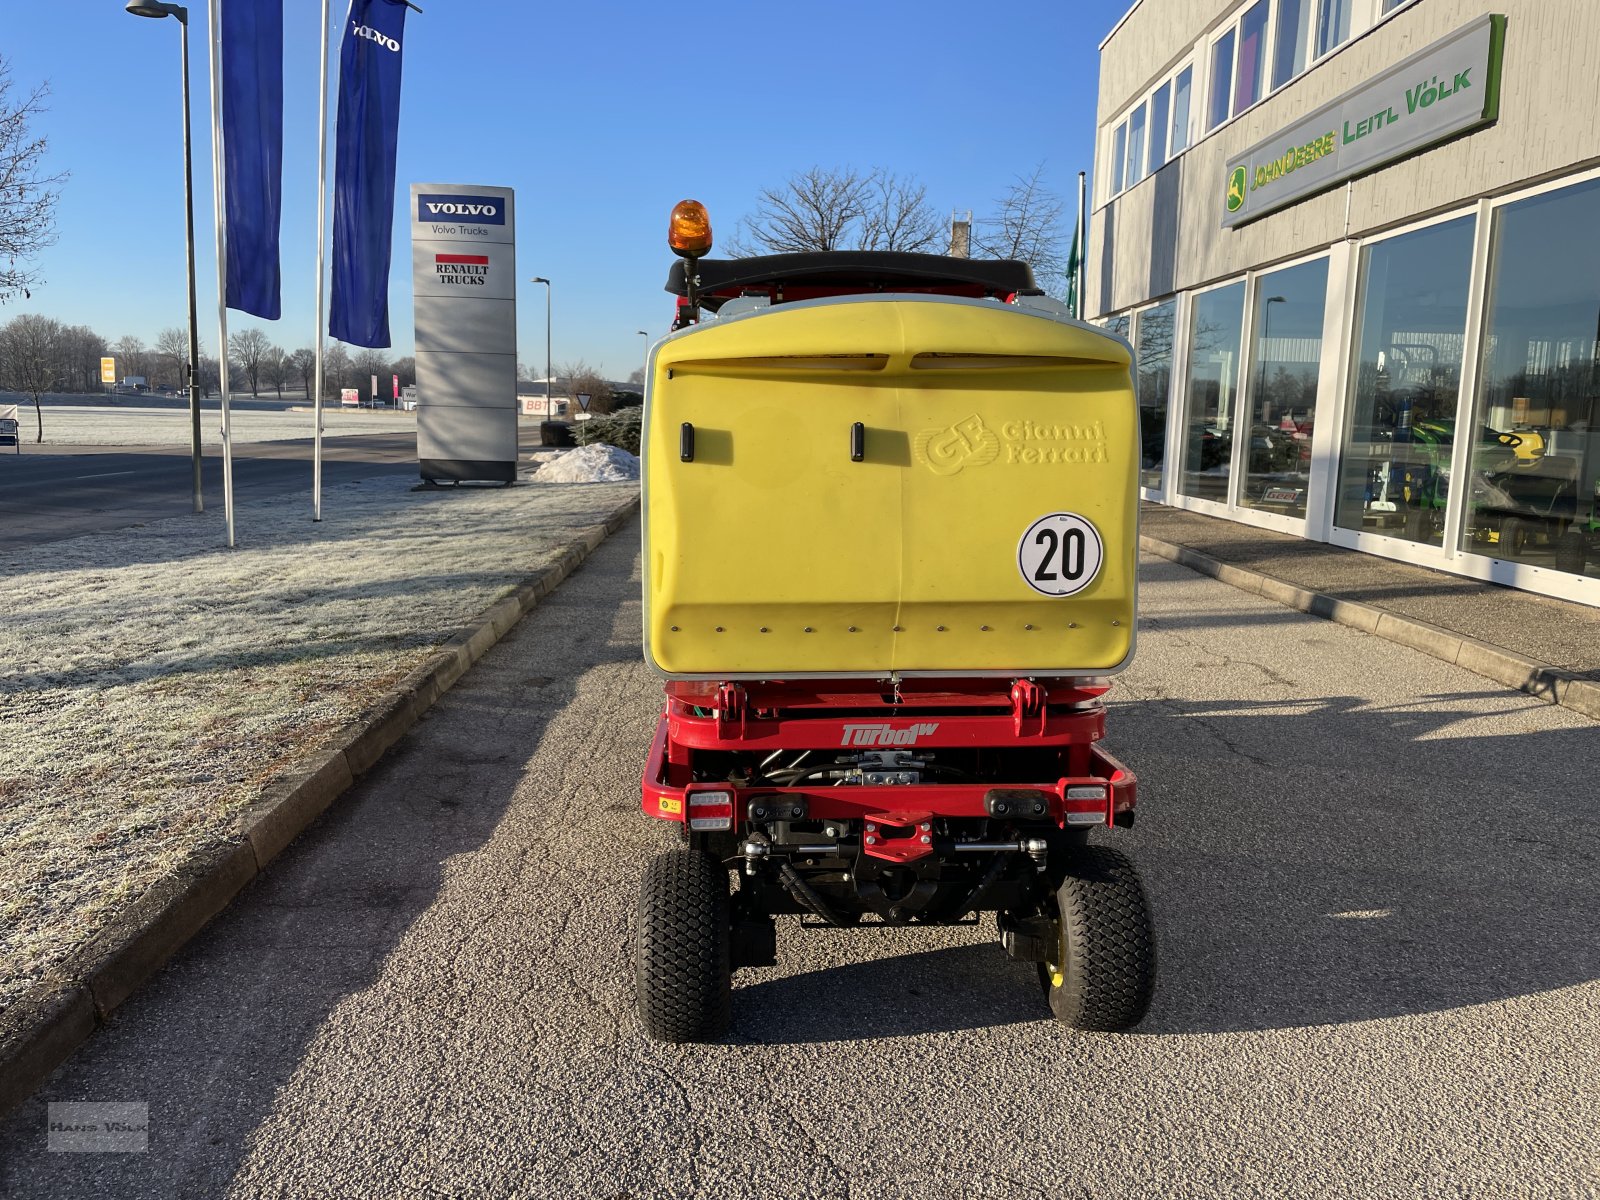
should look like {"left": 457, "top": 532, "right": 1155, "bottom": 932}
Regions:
{"left": 633, "top": 200, "right": 1155, "bottom": 1042}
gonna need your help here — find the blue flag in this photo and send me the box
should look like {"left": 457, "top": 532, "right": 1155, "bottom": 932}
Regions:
{"left": 329, "top": 0, "right": 409, "bottom": 348}
{"left": 221, "top": 0, "right": 283, "bottom": 320}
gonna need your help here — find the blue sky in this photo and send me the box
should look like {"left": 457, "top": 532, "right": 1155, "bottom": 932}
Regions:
{"left": 7, "top": 0, "right": 1128, "bottom": 380}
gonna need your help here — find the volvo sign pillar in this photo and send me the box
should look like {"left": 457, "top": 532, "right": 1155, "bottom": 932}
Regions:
{"left": 411, "top": 182, "right": 518, "bottom": 483}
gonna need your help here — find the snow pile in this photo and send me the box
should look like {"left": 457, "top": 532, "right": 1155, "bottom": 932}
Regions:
{"left": 536, "top": 442, "right": 641, "bottom": 483}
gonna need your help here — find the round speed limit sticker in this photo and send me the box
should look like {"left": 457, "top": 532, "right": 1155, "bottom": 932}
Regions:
{"left": 1017, "top": 512, "right": 1104, "bottom": 597}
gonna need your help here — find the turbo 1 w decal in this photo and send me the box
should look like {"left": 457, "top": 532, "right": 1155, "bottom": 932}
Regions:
{"left": 840, "top": 722, "right": 940, "bottom": 748}
{"left": 1017, "top": 512, "right": 1103, "bottom": 597}
{"left": 416, "top": 193, "right": 506, "bottom": 224}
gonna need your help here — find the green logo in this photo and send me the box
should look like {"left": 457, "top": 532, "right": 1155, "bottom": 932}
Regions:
{"left": 1226, "top": 166, "right": 1248, "bottom": 213}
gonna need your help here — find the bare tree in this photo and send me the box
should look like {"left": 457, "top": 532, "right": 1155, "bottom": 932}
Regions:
{"left": 262, "top": 344, "right": 288, "bottom": 400}
{"left": 155, "top": 326, "right": 188, "bottom": 390}
{"left": 0, "top": 313, "right": 64, "bottom": 441}
{"left": 974, "top": 164, "right": 1068, "bottom": 293}
{"left": 58, "top": 323, "right": 105, "bottom": 392}
{"left": 288, "top": 347, "right": 315, "bottom": 398}
{"left": 111, "top": 334, "right": 147, "bottom": 385}
{"left": 228, "top": 327, "right": 271, "bottom": 395}
{"left": 559, "top": 360, "right": 613, "bottom": 414}
{"left": 322, "top": 341, "right": 350, "bottom": 398}
{"left": 727, "top": 167, "right": 944, "bottom": 256}
{"left": 0, "top": 60, "right": 65, "bottom": 305}
{"left": 351, "top": 348, "right": 390, "bottom": 402}
{"left": 626, "top": 366, "right": 645, "bottom": 387}
{"left": 390, "top": 355, "right": 414, "bottom": 388}
{"left": 856, "top": 171, "right": 944, "bottom": 252}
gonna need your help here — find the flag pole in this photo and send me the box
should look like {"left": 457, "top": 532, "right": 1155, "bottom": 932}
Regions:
{"left": 312, "top": 0, "right": 332, "bottom": 522}
{"left": 207, "top": 0, "right": 235, "bottom": 548}
{"left": 1075, "top": 170, "right": 1087, "bottom": 321}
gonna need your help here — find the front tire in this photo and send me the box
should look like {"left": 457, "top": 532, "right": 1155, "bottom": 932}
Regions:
{"left": 1041, "top": 846, "right": 1156, "bottom": 1032}
{"left": 636, "top": 849, "right": 731, "bottom": 1043}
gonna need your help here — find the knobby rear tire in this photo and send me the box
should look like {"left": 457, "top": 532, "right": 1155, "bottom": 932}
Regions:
{"left": 1043, "top": 845, "right": 1156, "bottom": 1032}
{"left": 636, "top": 849, "right": 731, "bottom": 1043}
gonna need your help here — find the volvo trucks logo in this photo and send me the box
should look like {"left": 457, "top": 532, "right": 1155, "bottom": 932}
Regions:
{"left": 351, "top": 23, "right": 400, "bottom": 52}
{"left": 913, "top": 414, "right": 999, "bottom": 476}
{"left": 840, "top": 722, "right": 940, "bottom": 747}
{"left": 416, "top": 194, "right": 506, "bottom": 225}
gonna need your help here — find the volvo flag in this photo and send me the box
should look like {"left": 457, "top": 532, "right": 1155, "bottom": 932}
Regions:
{"left": 221, "top": 0, "right": 283, "bottom": 320}
{"left": 329, "top": 0, "right": 409, "bottom": 347}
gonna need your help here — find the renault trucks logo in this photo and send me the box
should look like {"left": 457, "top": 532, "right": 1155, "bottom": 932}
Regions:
{"left": 840, "top": 722, "right": 940, "bottom": 748}
{"left": 434, "top": 253, "right": 489, "bottom": 286}
{"left": 417, "top": 193, "right": 505, "bottom": 225}
{"left": 1227, "top": 166, "right": 1248, "bottom": 213}
{"left": 913, "top": 414, "right": 999, "bottom": 476}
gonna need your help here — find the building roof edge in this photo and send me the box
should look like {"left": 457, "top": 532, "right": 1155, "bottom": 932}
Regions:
{"left": 1099, "top": 0, "right": 1144, "bottom": 50}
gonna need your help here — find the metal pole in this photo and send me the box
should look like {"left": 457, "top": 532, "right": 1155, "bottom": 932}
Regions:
{"left": 1076, "top": 171, "right": 1087, "bottom": 321}
{"left": 179, "top": 16, "right": 204, "bottom": 513}
{"left": 545, "top": 280, "right": 552, "bottom": 415}
{"left": 312, "top": 0, "right": 332, "bottom": 521}
{"left": 207, "top": 0, "right": 235, "bottom": 547}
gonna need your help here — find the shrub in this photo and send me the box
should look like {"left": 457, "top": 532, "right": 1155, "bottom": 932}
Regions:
{"left": 573, "top": 406, "right": 642, "bottom": 456}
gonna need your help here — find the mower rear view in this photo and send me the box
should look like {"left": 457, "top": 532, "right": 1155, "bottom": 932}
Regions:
{"left": 633, "top": 202, "right": 1154, "bottom": 1042}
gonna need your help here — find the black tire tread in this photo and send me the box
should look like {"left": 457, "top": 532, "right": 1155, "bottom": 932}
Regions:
{"left": 1047, "top": 845, "right": 1156, "bottom": 1032}
{"left": 636, "top": 849, "right": 731, "bottom": 1043}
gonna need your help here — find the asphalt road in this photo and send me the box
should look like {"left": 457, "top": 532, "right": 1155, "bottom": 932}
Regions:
{"left": 1, "top": 532, "right": 1595, "bottom": 1198}
{"left": 0, "top": 431, "right": 550, "bottom": 551}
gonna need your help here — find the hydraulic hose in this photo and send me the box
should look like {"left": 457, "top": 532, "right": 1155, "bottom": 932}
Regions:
{"left": 777, "top": 861, "right": 851, "bottom": 928}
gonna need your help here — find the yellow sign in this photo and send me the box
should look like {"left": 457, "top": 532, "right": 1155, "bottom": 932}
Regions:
{"left": 100, "top": 357, "right": 116, "bottom": 384}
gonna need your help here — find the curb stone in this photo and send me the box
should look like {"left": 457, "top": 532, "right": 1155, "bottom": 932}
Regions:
{"left": 1139, "top": 533, "right": 1600, "bottom": 723}
{"left": 0, "top": 494, "right": 640, "bottom": 1120}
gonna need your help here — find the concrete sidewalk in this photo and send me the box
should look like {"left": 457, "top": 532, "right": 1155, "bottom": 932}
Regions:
{"left": 1140, "top": 503, "right": 1600, "bottom": 720}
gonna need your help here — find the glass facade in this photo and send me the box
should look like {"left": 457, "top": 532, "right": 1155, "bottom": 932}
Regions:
{"left": 1180, "top": 283, "right": 1246, "bottom": 502}
{"left": 1335, "top": 217, "right": 1475, "bottom": 544}
{"left": 1239, "top": 259, "right": 1327, "bottom": 519}
{"left": 1171, "top": 67, "right": 1193, "bottom": 154}
{"left": 1148, "top": 82, "right": 1170, "bottom": 173}
{"left": 1272, "top": 0, "right": 1312, "bottom": 89}
{"left": 1209, "top": 29, "right": 1235, "bottom": 131}
{"left": 1135, "top": 301, "right": 1176, "bottom": 492}
{"left": 1463, "top": 180, "right": 1600, "bottom": 578}
{"left": 1126, "top": 103, "right": 1147, "bottom": 190}
{"left": 1234, "top": 0, "right": 1269, "bottom": 115}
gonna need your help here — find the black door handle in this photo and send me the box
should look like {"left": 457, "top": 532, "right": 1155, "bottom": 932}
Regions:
{"left": 680, "top": 422, "right": 695, "bottom": 462}
{"left": 850, "top": 422, "right": 864, "bottom": 462}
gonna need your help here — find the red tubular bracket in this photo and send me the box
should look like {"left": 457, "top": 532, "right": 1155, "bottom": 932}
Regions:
{"left": 715, "top": 683, "right": 747, "bottom": 740}
{"left": 1010, "top": 678, "right": 1046, "bottom": 737}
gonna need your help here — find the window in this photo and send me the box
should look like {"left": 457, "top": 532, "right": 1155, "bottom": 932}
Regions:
{"left": 1239, "top": 259, "right": 1328, "bottom": 519}
{"left": 1316, "top": 0, "right": 1351, "bottom": 58}
{"left": 1180, "top": 282, "right": 1247, "bottom": 502}
{"left": 1272, "top": 0, "right": 1313, "bottom": 89}
{"left": 1148, "top": 82, "right": 1170, "bottom": 174}
{"left": 1382, "top": 0, "right": 1414, "bottom": 12}
{"left": 1111, "top": 121, "right": 1127, "bottom": 195}
{"left": 1233, "top": 0, "right": 1270, "bottom": 115}
{"left": 1103, "top": 313, "right": 1132, "bottom": 341}
{"left": 1335, "top": 217, "right": 1477, "bottom": 543}
{"left": 1171, "top": 66, "right": 1193, "bottom": 154}
{"left": 1463, "top": 179, "right": 1600, "bottom": 577}
{"left": 1126, "top": 103, "right": 1148, "bottom": 188}
{"left": 1208, "top": 29, "right": 1236, "bottom": 131}
{"left": 1135, "top": 301, "right": 1176, "bottom": 491}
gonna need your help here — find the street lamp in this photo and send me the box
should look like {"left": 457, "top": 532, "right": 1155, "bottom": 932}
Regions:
{"left": 126, "top": 0, "right": 203, "bottom": 514}
{"left": 637, "top": 329, "right": 649, "bottom": 375}
{"left": 530, "top": 277, "right": 552, "bottom": 415}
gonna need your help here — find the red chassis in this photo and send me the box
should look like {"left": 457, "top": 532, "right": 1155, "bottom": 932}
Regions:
{"left": 641, "top": 677, "right": 1136, "bottom": 852}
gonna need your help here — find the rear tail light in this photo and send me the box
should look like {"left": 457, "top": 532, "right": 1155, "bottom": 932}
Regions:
{"left": 688, "top": 791, "right": 734, "bottom": 832}
{"left": 1063, "top": 785, "right": 1109, "bottom": 827}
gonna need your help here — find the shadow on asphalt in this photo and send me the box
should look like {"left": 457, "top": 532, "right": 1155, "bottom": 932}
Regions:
{"left": 1109, "top": 691, "right": 1600, "bottom": 1036}
{"left": 729, "top": 942, "right": 1045, "bottom": 1045}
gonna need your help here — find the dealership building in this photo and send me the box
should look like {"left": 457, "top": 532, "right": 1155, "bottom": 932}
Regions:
{"left": 1090, "top": 0, "right": 1600, "bottom": 605}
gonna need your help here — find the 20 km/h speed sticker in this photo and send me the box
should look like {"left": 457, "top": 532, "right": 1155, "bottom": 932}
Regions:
{"left": 1017, "top": 512, "right": 1104, "bottom": 597}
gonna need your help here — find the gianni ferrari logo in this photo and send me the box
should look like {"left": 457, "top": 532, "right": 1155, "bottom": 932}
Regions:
{"left": 840, "top": 722, "right": 940, "bottom": 748}
{"left": 912, "top": 414, "right": 999, "bottom": 476}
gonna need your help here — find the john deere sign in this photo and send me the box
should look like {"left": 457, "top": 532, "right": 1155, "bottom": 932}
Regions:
{"left": 1222, "top": 13, "right": 1505, "bottom": 227}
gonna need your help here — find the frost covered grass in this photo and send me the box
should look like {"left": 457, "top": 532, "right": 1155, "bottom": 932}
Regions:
{"left": 27, "top": 404, "right": 414, "bottom": 446}
{"left": 0, "top": 472, "right": 637, "bottom": 1013}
